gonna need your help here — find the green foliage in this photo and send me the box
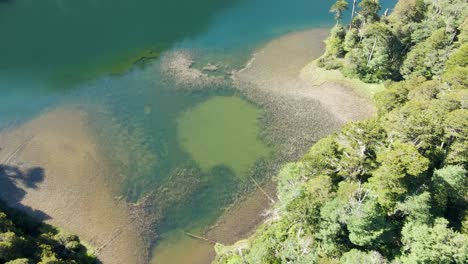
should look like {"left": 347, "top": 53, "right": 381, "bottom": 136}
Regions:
{"left": 319, "top": 25, "right": 347, "bottom": 70}
{"left": 443, "top": 43, "right": 468, "bottom": 89}
{"left": 391, "top": 0, "right": 426, "bottom": 24}
{"left": 319, "top": 0, "right": 467, "bottom": 83}
{"left": 343, "top": 28, "right": 358, "bottom": 52}
{"left": 0, "top": 202, "right": 96, "bottom": 264}
{"left": 396, "top": 191, "right": 432, "bottom": 224}
{"left": 401, "top": 28, "right": 452, "bottom": 80}
{"left": 398, "top": 218, "right": 467, "bottom": 263}
{"left": 215, "top": 0, "right": 468, "bottom": 263}
{"left": 330, "top": 0, "right": 349, "bottom": 22}
{"left": 346, "top": 194, "right": 388, "bottom": 247}
{"left": 358, "top": 0, "right": 381, "bottom": 22}
{"left": 369, "top": 143, "right": 430, "bottom": 210}
{"left": 444, "top": 109, "right": 468, "bottom": 165}
{"left": 340, "top": 249, "right": 387, "bottom": 264}
{"left": 337, "top": 120, "right": 385, "bottom": 180}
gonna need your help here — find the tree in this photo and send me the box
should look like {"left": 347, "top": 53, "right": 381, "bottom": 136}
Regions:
{"left": 358, "top": 0, "right": 381, "bottom": 23}
{"left": 343, "top": 22, "right": 401, "bottom": 82}
{"left": 398, "top": 218, "right": 468, "bottom": 263}
{"left": 443, "top": 109, "right": 468, "bottom": 166}
{"left": 316, "top": 197, "right": 350, "bottom": 257}
{"left": 401, "top": 28, "right": 452, "bottom": 80}
{"left": 302, "top": 135, "right": 342, "bottom": 179}
{"left": 369, "top": 143, "right": 430, "bottom": 211}
{"left": 396, "top": 191, "right": 432, "bottom": 224}
{"left": 336, "top": 120, "right": 385, "bottom": 180}
{"left": 319, "top": 25, "right": 347, "bottom": 69}
{"left": 346, "top": 191, "right": 389, "bottom": 247}
{"left": 340, "top": 249, "right": 388, "bottom": 264}
{"left": 344, "top": 28, "right": 359, "bottom": 51}
{"left": 330, "top": 0, "right": 349, "bottom": 23}
{"left": 432, "top": 165, "right": 467, "bottom": 225}
{"left": 443, "top": 43, "right": 468, "bottom": 89}
{"left": 5, "top": 259, "right": 30, "bottom": 264}
{"left": 275, "top": 162, "right": 312, "bottom": 206}
{"left": 385, "top": 98, "right": 453, "bottom": 153}
{"left": 390, "top": 0, "right": 426, "bottom": 24}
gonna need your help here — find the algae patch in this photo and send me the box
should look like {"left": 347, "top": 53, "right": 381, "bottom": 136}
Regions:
{"left": 177, "top": 96, "right": 271, "bottom": 178}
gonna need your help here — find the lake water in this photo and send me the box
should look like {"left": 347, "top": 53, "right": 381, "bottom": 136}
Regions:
{"left": 0, "top": 0, "right": 397, "bottom": 262}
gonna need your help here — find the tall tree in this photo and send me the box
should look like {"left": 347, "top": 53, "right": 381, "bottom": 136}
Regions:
{"left": 330, "top": 0, "right": 349, "bottom": 23}
{"left": 358, "top": 0, "right": 381, "bottom": 23}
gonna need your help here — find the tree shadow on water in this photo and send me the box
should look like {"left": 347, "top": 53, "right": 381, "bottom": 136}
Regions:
{"left": 0, "top": 164, "right": 51, "bottom": 221}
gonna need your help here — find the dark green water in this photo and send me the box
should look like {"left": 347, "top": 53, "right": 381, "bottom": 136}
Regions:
{"left": 0, "top": 0, "right": 398, "bottom": 262}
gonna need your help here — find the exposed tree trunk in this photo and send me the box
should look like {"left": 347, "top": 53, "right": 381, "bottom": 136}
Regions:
{"left": 383, "top": 8, "right": 389, "bottom": 17}
{"left": 367, "top": 38, "right": 377, "bottom": 65}
{"left": 349, "top": 0, "right": 357, "bottom": 30}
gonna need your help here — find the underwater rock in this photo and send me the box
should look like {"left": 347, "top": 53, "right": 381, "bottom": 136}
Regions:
{"left": 203, "top": 63, "right": 219, "bottom": 72}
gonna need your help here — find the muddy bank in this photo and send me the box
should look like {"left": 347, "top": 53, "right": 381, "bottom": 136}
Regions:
{"left": 0, "top": 109, "right": 148, "bottom": 264}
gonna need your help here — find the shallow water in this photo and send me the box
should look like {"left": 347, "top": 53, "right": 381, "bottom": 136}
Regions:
{"left": 178, "top": 96, "right": 271, "bottom": 177}
{"left": 0, "top": 0, "right": 398, "bottom": 262}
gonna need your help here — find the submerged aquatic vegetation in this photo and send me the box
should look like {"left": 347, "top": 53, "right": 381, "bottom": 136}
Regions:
{"left": 177, "top": 96, "right": 271, "bottom": 178}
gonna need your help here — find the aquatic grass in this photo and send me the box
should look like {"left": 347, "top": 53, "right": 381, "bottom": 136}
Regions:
{"left": 50, "top": 48, "right": 163, "bottom": 89}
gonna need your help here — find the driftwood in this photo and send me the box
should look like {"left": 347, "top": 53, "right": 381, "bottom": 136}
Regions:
{"left": 249, "top": 175, "right": 276, "bottom": 204}
{"left": 185, "top": 232, "right": 217, "bottom": 245}
{"left": 0, "top": 136, "right": 34, "bottom": 167}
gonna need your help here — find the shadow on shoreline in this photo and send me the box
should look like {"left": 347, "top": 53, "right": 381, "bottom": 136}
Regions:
{"left": 0, "top": 164, "right": 51, "bottom": 221}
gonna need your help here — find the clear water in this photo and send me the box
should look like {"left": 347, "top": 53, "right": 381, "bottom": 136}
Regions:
{"left": 0, "top": 0, "right": 397, "bottom": 262}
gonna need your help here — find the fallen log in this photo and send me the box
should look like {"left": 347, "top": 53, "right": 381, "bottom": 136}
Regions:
{"left": 185, "top": 232, "right": 217, "bottom": 245}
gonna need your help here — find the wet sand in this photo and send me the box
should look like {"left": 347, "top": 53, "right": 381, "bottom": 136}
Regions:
{"left": 0, "top": 109, "right": 147, "bottom": 264}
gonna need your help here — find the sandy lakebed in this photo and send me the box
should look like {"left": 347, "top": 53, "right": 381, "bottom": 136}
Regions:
{"left": 0, "top": 28, "right": 375, "bottom": 264}
{"left": 0, "top": 109, "right": 148, "bottom": 264}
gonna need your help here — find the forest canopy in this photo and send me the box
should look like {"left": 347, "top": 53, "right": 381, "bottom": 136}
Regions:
{"left": 215, "top": 0, "right": 468, "bottom": 263}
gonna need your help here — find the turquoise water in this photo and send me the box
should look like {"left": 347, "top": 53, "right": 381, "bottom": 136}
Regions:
{"left": 0, "top": 0, "right": 398, "bottom": 261}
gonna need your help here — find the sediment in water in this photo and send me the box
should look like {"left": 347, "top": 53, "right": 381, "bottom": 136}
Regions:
{"left": 152, "top": 28, "right": 376, "bottom": 263}
{"left": 0, "top": 109, "right": 149, "bottom": 264}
